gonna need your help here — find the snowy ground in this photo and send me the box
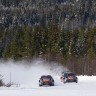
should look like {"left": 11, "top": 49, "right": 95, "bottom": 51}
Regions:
{"left": 0, "top": 60, "right": 96, "bottom": 96}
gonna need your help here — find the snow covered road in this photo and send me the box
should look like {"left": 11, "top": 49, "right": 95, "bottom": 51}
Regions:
{"left": 0, "top": 60, "right": 96, "bottom": 96}
{"left": 0, "top": 76, "right": 96, "bottom": 96}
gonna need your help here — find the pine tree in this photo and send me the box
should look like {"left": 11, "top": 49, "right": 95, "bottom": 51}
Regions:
{"left": 22, "top": 26, "right": 33, "bottom": 59}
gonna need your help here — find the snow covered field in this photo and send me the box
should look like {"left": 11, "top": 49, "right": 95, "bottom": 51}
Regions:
{"left": 0, "top": 60, "right": 96, "bottom": 96}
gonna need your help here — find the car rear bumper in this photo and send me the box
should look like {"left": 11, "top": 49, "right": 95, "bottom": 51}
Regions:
{"left": 43, "top": 82, "right": 53, "bottom": 85}
{"left": 66, "top": 79, "right": 76, "bottom": 82}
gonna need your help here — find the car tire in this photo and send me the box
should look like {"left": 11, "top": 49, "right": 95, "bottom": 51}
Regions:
{"left": 64, "top": 78, "right": 67, "bottom": 83}
{"left": 51, "top": 83, "right": 54, "bottom": 86}
{"left": 76, "top": 80, "right": 78, "bottom": 83}
{"left": 39, "top": 82, "right": 42, "bottom": 87}
{"left": 75, "top": 79, "right": 78, "bottom": 83}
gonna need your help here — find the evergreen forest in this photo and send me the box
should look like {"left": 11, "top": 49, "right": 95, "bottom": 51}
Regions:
{"left": 0, "top": 0, "right": 96, "bottom": 75}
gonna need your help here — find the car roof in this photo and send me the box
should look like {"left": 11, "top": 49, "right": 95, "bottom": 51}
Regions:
{"left": 62, "top": 71, "right": 72, "bottom": 73}
{"left": 41, "top": 75, "right": 52, "bottom": 78}
{"left": 62, "top": 71, "right": 75, "bottom": 74}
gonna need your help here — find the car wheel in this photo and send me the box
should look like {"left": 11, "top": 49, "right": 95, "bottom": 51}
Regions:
{"left": 51, "top": 83, "right": 54, "bottom": 86}
{"left": 76, "top": 80, "right": 78, "bottom": 83}
{"left": 64, "top": 78, "right": 67, "bottom": 83}
{"left": 50, "top": 84, "right": 54, "bottom": 86}
{"left": 75, "top": 79, "right": 78, "bottom": 83}
{"left": 39, "top": 84, "right": 42, "bottom": 87}
{"left": 39, "top": 82, "right": 42, "bottom": 86}
{"left": 75, "top": 77, "right": 78, "bottom": 83}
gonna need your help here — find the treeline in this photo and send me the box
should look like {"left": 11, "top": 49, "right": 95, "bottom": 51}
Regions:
{"left": 0, "top": 0, "right": 96, "bottom": 75}
{"left": 0, "top": 24, "right": 96, "bottom": 75}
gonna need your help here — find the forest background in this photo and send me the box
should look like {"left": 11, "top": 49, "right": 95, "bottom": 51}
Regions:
{"left": 0, "top": 0, "right": 96, "bottom": 75}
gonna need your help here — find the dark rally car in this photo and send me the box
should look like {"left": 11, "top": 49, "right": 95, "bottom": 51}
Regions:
{"left": 60, "top": 71, "right": 78, "bottom": 83}
{"left": 39, "top": 75, "right": 54, "bottom": 86}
